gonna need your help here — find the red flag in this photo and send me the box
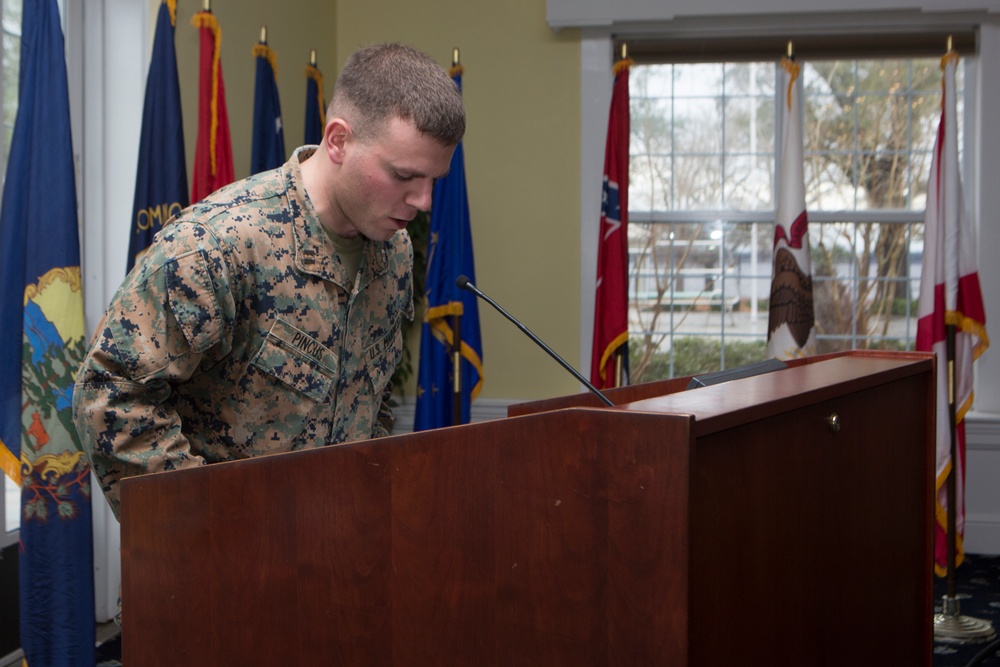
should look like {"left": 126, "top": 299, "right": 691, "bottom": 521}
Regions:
{"left": 190, "top": 10, "right": 234, "bottom": 203}
{"left": 590, "top": 57, "right": 631, "bottom": 389}
{"left": 767, "top": 56, "right": 816, "bottom": 359}
{"left": 916, "top": 50, "right": 989, "bottom": 576}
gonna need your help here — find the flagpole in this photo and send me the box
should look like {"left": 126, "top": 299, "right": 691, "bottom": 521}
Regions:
{"left": 947, "top": 324, "right": 958, "bottom": 599}
{"left": 930, "top": 37, "right": 994, "bottom": 643}
{"left": 451, "top": 312, "right": 463, "bottom": 425}
{"left": 934, "top": 323, "right": 995, "bottom": 641}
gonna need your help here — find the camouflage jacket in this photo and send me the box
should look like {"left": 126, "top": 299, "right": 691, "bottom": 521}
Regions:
{"left": 73, "top": 147, "right": 413, "bottom": 518}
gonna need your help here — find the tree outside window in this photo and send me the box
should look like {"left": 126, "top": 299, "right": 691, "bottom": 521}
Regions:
{"left": 628, "top": 57, "right": 957, "bottom": 382}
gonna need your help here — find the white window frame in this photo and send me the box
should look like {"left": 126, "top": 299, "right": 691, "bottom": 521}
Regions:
{"left": 625, "top": 57, "right": 944, "bottom": 375}
{"left": 1, "top": 0, "right": 24, "bottom": 551}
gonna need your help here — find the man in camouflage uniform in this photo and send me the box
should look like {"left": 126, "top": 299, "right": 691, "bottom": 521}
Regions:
{"left": 73, "top": 43, "right": 465, "bottom": 520}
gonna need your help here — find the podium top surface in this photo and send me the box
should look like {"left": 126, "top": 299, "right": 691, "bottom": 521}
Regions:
{"left": 506, "top": 351, "right": 932, "bottom": 433}
{"left": 616, "top": 352, "right": 932, "bottom": 436}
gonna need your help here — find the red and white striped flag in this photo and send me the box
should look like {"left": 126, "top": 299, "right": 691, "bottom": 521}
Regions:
{"left": 590, "top": 56, "right": 631, "bottom": 389}
{"left": 766, "top": 56, "right": 817, "bottom": 360}
{"left": 916, "top": 49, "right": 989, "bottom": 576}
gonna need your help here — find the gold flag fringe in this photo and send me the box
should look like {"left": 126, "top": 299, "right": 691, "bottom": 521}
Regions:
{"left": 612, "top": 57, "right": 633, "bottom": 77}
{"left": 252, "top": 43, "right": 278, "bottom": 77}
{"left": 941, "top": 49, "right": 959, "bottom": 71}
{"left": 781, "top": 55, "right": 801, "bottom": 112}
{"left": 192, "top": 11, "right": 223, "bottom": 177}
{"left": 0, "top": 443, "right": 19, "bottom": 486}
{"left": 305, "top": 64, "right": 326, "bottom": 130}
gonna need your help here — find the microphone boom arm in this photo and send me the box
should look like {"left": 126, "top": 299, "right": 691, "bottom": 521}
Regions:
{"left": 456, "top": 275, "right": 615, "bottom": 407}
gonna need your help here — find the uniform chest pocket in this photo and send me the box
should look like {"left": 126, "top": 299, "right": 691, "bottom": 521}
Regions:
{"left": 252, "top": 321, "right": 338, "bottom": 402}
{"left": 222, "top": 321, "right": 338, "bottom": 456}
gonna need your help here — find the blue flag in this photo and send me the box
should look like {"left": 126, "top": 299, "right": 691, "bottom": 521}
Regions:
{"left": 251, "top": 42, "right": 286, "bottom": 174}
{"left": 0, "top": 0, "right": 96, "bottom": 663}
{"left": 304, "top": 61, "right": 325, "bottom": 145}
{"left": 414, "top": 69, "right": 483, "bottom": 430}
{"left": 127, "top": 0, "right": 189, "bottom": 273}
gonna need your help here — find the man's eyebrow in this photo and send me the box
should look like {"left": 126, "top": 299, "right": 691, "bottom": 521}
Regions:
{"left": 392, "top": 164, "right": 451, "bottom": 180}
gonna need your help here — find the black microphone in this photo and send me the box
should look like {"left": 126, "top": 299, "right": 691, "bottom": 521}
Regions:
{"left": 456, "top": 275, "right": 615, "bottom": 407}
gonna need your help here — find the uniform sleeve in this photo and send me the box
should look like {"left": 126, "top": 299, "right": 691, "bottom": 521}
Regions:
{"left": 72, "top": 227, "right": 234, "bottom": 519}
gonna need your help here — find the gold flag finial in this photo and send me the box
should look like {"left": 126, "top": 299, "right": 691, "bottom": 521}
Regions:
{"left": 947, "top": 34, "right": 953, "bottom": 53}
{"left": 787, "top": 40, "right": 794, "bottom": 59}
{"left": 621, "top": 42, "right": 628, "bottom": 60}
{"left": 452, "top": 48, "right": 460, "bottom": 67}
{"left": 260, "top": 25, "right": 267, "bottom": 44}
{"left": 310, "top": 49, "right": 317, "bottom": 66}
{"left": 203, "top": 0, "right": 210, "bottom": 11}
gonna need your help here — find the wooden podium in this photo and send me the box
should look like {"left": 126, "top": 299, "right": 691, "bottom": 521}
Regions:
{"left": 120, "top": 351, "right": 934, "bottom": 666}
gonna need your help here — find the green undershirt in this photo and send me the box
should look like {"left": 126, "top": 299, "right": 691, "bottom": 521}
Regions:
{"left": 323, "top": 226, "right": 365, "bottom": 290}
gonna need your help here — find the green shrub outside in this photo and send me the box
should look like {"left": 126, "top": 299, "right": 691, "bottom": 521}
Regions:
{"left": 630, "top": 337, "right": 769, "bottom": 381}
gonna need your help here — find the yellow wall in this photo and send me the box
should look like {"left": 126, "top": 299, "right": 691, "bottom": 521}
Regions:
{"left": 169, "top": 0, "right": 583, "bottom": 401}
{"left": 172, "top": 0, "right": 337, "bottom": 180}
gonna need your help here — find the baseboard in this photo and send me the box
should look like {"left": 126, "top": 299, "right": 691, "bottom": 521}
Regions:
{"left": 965, "top": 515, "right": 1000, "bottom": 555}
{"left": 959, "top": 412, "right": 1000, "bottom": 555}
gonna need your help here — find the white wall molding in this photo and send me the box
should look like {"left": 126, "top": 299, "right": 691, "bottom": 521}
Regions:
{"left": 965, "top": 412, "right": 1000, "bottom": 554}
{"left": 547, "top": 0, "right": 999, "bottom": 31}
{"left": 967, "top": 412, "right": 1000, "bottom": 448}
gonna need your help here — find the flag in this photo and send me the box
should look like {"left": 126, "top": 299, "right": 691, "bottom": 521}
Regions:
{"left": 0, "top": 0, "right": 95, "bottom": 662}
{"left": 304, "top": 59, "right": 325, "bottom": 145}
{"left": 414, "top": 65, "right": 483, "bottom": 430}
{"left": 191, "top": 9, "right": 234, "bottom": 203}
{"left": 916, "top": 49, "right": 989, "bottom": 577}
{"left": 766, "top": 55, "right": 817, "bottom": 359}
{"left": 589, "top": 56, "right": 631, "bottom": 389}
{"left": 250, "top": 40, "right": 285, "bottom": 174}
{"left": 127, "top": 0, "right": 188, "bottom": 273}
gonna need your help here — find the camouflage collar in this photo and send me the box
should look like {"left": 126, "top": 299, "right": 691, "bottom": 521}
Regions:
{"left": 287, "top": 147, "right": 391, "bottom": 289}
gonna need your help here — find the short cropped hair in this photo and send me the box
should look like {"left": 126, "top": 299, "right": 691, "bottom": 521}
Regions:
{"left": 330, "top": 43, "right": 465, "bottom": 146}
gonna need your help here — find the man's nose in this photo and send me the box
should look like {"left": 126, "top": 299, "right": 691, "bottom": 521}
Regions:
{"left": 407, "top": 179, "right": 434, "bottom": 212}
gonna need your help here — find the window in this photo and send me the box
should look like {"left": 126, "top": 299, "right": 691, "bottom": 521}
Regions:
{"left": 1, "top": 0, "right": 20, "bottom": 543}
{"left": 628, "top": 55, "right": 960, "bottom": 382}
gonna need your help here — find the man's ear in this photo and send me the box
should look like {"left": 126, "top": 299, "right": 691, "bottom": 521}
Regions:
{"left": 325, "top": 118, "right": 351, "bottom": 165}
